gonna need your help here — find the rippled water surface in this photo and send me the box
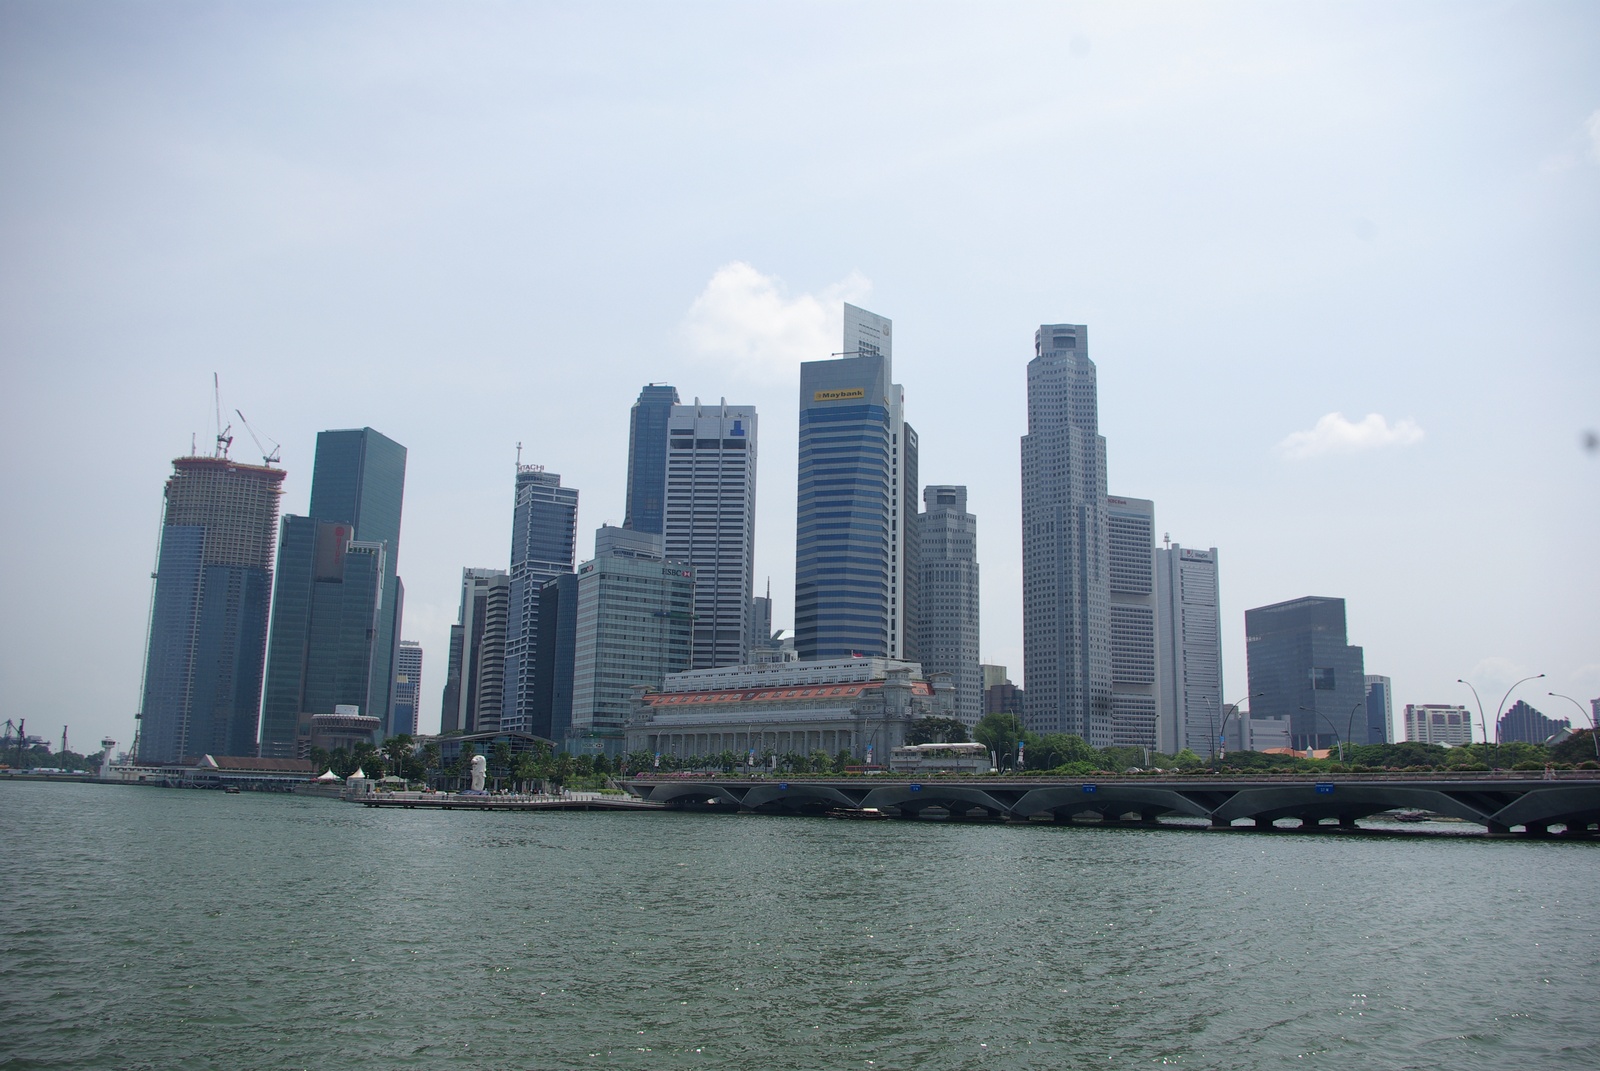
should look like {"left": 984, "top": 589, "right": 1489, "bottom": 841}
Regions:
{"left": 2, "top": 781, "right": 1596, "bottom": 1070}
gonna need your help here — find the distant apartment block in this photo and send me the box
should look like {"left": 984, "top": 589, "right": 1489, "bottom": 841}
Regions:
{"left": 1405, "top": 703, "right": 1474, "bottom": 747}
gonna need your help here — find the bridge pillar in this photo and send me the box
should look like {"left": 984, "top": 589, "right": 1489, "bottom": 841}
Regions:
{"left": 1339, "top": 815, "right": 1357, "bottom": 829}
{"left": 1485, "top": 821, "right": 1512, "bottom": 837}
{"left": 1524, "top": 822, "right": 1551, "bottom": 838}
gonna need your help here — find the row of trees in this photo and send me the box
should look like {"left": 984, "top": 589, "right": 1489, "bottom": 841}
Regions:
{"left": 956, "top": 713, "right": 1600, "bottom": 774}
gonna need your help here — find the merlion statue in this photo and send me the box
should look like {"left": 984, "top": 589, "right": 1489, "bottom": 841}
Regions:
{"left": 469, "top": 754, "right": 487, "bottom": 792}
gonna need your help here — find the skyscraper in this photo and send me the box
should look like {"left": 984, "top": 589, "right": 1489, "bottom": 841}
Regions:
{"left": 917, "top": 485, "right": 981, "bottom": 726}
{"left": 1245, "top": 596, "right": 1367, "bottom": 751}
{"left": 443, "top": 567, "right": 509, "bottom": 735}
{"left": 304, "top": 428, "right": 408, "bottom": 735}
{"left": 394, "top": 640, "right": 423, "bottom": 737}
{"left": 1156, "top": 543, "right": 1224, "bottom": 756}
{"left": 1021, "top": 324, "right": 1112, "bottom": 745}
{"left": 568, "top": 526, "right": 694, "bottom": 755}
{"left": 795, "top": 304, "right": 913, "bottom": 661}
{"left": 137, "top": 453, "right": 285, "bottom": 762}
{"left": 1364, "top": 674, "right": 1393, "bottom": 745}
{"left": 259, "top": 428, "right": 407, "bottom": 757}
{"left": 623, "top": 384, "right": 680, "bottom": 536}
{"left": 1106, "top": 496, "right": 1158, "bottom": 749}
{"left": 664, "top": 399, "right": 757, "bottom": 668}
{"left": 503, "top": 464, "right": 578, "bottom": 734}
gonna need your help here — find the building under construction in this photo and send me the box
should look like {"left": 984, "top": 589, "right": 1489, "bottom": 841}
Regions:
{"left": 137, "top": 453, "right": 285, "bottom": 762}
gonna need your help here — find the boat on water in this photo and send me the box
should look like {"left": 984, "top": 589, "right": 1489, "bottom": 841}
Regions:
{"left": 827, "top": 807, "right": 887, "bottom": 820}
{"left": 1392, "top": 809, "right": 1427, "bottom": 822}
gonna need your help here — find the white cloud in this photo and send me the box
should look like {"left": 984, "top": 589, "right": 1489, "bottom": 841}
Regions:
{"left": 679, "top": 262, "right": 872, "bottom": 383}
{"left": 1276, "top": 412, "right": 1424, "bottom": 461}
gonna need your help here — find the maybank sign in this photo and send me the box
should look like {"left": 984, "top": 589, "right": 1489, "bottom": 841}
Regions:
{"left": 813, "top": 388, "right": 866, "bottom": 402}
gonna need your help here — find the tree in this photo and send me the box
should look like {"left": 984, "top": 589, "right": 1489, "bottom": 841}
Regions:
{"left": 973, "top": 713, "right": 1029, "bottom": 771}
{"left": 1027, "top": 733, "right": 1096, "bottom": 770}
{"left": 1172, "top": 748, "right": 1205, "bottom": 769}
{"left": 1550, "top": 729, "right": 1599, "bottom": 766}
{"left": 492, "top": 741, "right": 513, "bottom": 790}
{"left": 906, "top": 716, "right": 970, "bottom": 745}
{"left": 421, "top": 741, "right": 442, "bottom": 787}
{"left": 384, "top": 735, "right": 415, "bottom": 782}
{"left": 809, "top": 748, "right": 835, "bottom": 774}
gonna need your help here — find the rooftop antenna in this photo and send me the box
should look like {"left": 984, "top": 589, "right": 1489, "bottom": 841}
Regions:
{"left": 235, "top": 409, "right": 280, "bottom": 467}
{"left": 212, "top": 374, "right": 233, "bottom": 459}
{"left": 1163, "top": 532, "right": 1171, "bottom": 550}
{"left": 516, "top": 441, "right": 523, "bottom": 467}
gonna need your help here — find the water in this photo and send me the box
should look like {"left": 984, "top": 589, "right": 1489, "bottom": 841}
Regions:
{"left": 2, "top": 781, "right": 1595, "bottom": 1070}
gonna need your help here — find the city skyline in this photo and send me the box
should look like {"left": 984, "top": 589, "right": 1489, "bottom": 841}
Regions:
{"left": 3, "top": 4, "right": 1595, "bottom": 754}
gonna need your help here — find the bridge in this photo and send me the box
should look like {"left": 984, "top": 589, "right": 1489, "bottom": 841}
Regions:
{"left": 625, "top": 773, "right": 1600, "bottom": 836}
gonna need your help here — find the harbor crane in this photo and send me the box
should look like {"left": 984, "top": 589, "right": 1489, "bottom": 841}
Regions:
{"left": 212, "top": 373, "right": 232, "bottom": 459}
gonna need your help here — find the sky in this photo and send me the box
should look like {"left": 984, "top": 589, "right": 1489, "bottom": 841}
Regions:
{"left": 1, "top": 1, "right": 1596, "bottom": 754}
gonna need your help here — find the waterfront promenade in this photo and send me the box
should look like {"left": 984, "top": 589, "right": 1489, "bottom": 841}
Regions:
{"left": 625, "top": 771, "right": 1600, "bottom": 836}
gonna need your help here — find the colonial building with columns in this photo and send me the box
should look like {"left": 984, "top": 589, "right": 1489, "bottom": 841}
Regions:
{"left": 625, "top": 657, "right": 954, "bottom": 762}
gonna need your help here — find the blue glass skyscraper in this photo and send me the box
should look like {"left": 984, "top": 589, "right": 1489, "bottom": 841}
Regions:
{"left": 795, "top": 307, "right": 896, "bottom": 661}
{"left": 623, "top": 384, "right": 679, "bottom": 536}
{"left": 258, "top": 427, "right": 407, "bottom": 757}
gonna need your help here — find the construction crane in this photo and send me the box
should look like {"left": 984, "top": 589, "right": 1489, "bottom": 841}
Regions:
{"left": 235, "top": 409, "right": 280, "bottom": 467}
{"left": 61, "top": 725, "right": 68, "bottom": 758}
{"left": 212, "top": 373, "right": 233, "bottom": 459}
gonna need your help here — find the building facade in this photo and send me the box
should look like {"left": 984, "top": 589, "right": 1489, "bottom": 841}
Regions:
{"left": 530, "top": 572, "right": 579, "bottom": 743}
{"left": 1021, "top": 323, "right": 1112, "bottom": 745}
{"left": 1498, "top": 700, "right": 1568, "bottom": 745}
{"left": 567, "top": 527, "right": 694, "bottom": 755}
{"left": 393, "top": 640, "right": 422, "bottom": 737}
{"left": 626, "top": 658, "right": 955, "bottom": 763}
{"left": 623, "top": 383, "right": 679, "bottom": 536}
{"left": 795, "top": 304, "right": 915, "bottom": 662}
{"left": 442, "top": 568, "right": 509, "bottom": 735}
{"left": 503, "top": 465, "right": 578, "bottom": 735}
{"left": 917, "top": 485, "right": 981, "bottom": 726}
{"left": 665, "top": 399, "right": 757, "bottom": 668}
{"left": 1106, "top": 495, "right": 1158, "bottom": 749}
{"left": 1364, "top": 674, "right": 1393, "bottom": 745}
{"left": 304, "top": 428, "right": 408, "bottom": 737}
{"left": 1405, "top": 703, "right": 1474, "bottom": 746}
{"left": 259, "top": 427, "right": 407, "bottom": 757}
{"left": 1244, "top": 596, "right": 1367, "bottom": 751}
{"left": 1156, "top": 543, "right": 1224, "bottom": 756}
{"left": 137, "top": 454, "right": 285, "bottom": 762}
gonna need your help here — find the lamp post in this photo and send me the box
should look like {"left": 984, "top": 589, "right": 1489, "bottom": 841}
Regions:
{"left": 1344, "top": 700, "right": 1364, "bottom": 763}
{"left": 1214, "top": 692, "right": 1263, "bottom": 770}
{"left": 1298, "top": 706, "right": 1346, "bottom": 763}
{"left": 1457, "top": 678, "right": 1491, "bottom": 767}
{"left": 1547, "top": 692, "right": 1600, "bottom": 762}
{"left": 1493, "top": 673, "right": 1546, "bottom": 769}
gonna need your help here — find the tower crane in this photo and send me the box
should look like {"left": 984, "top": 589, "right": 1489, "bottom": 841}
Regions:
{"left": 235, "top": 410, "right": 281, "bottom": 467}
{"left": 212, "top": 373, "right": 233, "bottom": 459}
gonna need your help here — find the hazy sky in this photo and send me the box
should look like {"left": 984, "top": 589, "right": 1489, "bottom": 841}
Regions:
{"left": 2, "top": 1, "right": 1596, "bottom": 754}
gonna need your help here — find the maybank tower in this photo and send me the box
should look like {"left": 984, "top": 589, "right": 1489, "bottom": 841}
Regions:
{"left": 795, "top": 304, "right": 918, "bottom": 662}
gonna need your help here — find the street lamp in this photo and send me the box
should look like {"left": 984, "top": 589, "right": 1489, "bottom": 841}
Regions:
{"left": 1214, "top": 693, "right": 1264, "bottom": 769}
{"left": 1493, "top": 673, "right": 1546, "bottom": 769}
{"left": 1457, "top": 679, "right": 1491, "bottom": 766}
{"left": 1547, "top": 692, "right": 1600, "bottom": 762}
{"left": 1298, "top": 706, "right": 1346, "bottom": 763}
